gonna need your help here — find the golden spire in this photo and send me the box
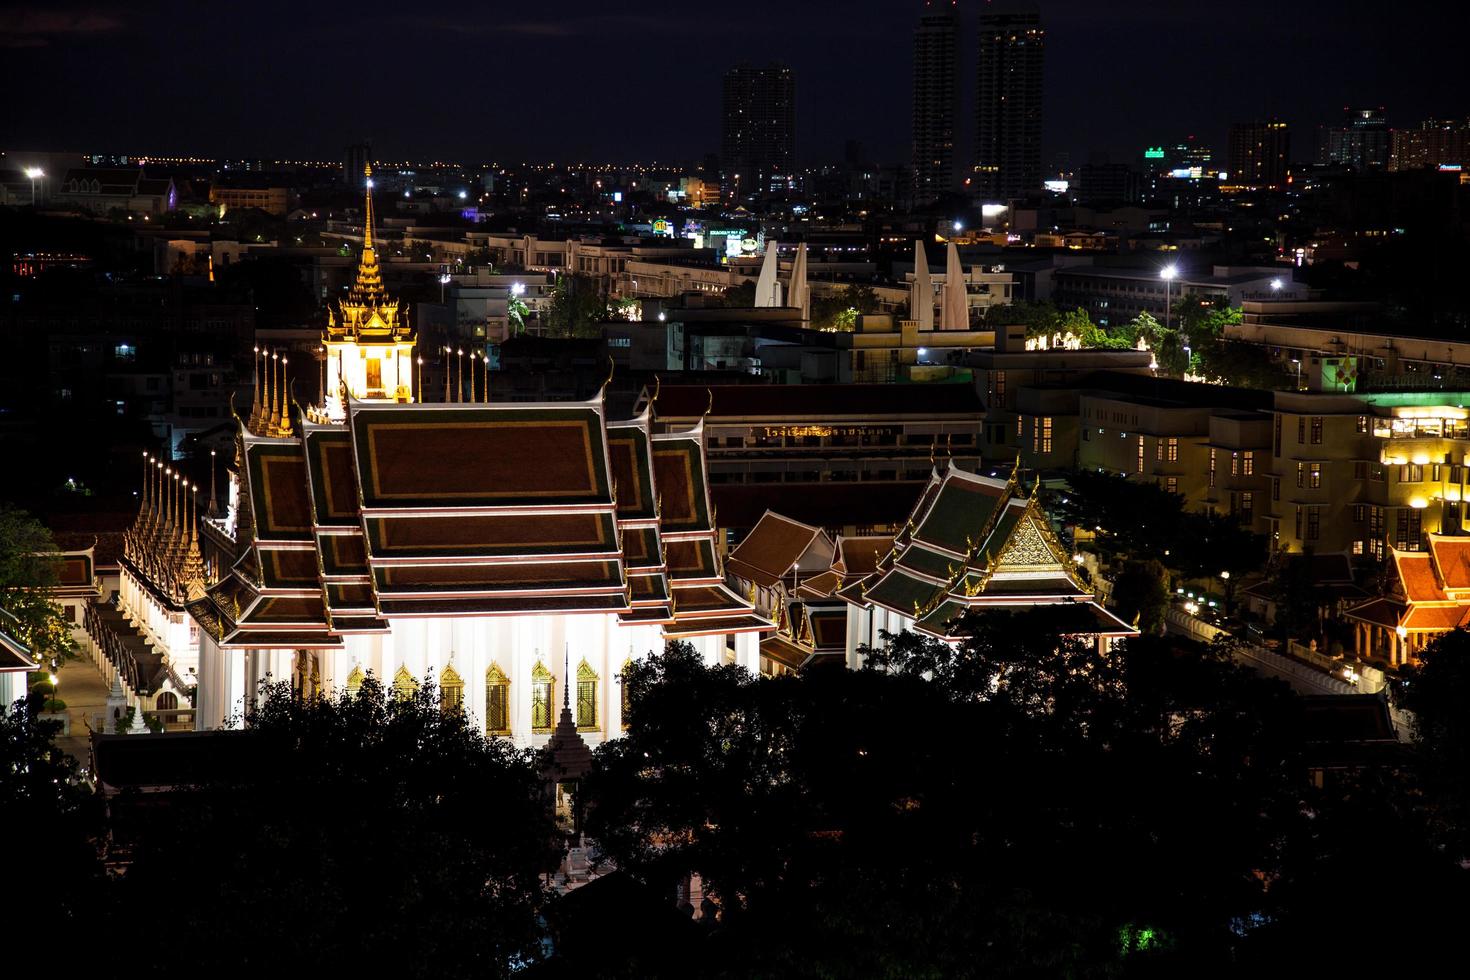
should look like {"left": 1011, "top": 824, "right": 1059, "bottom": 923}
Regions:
{"left": 352, "top": 162, "right": 385, "bottom": 300}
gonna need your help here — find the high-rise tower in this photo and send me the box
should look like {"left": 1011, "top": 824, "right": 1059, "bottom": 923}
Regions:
{"left": 1228, "top": 119, "right": 1291, "bottom": 190}
{"left": 913, "top": 2, "right": 959, "bottom": 202}
{"left": 1319, "top": 107, "right": 1389, "bottom": 171}
{"left": 974, "top": 3, "right": 1045, "bottom": 201}
{"left": 721, "top": 64, "right": 796, "bottom": 202}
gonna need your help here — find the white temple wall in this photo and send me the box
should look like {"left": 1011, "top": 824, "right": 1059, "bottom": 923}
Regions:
{"left": 193, "top": 611, "right": 735, "bottom": 740}
{"left": 195, "top": 632, "right": 247, "bottom": 730}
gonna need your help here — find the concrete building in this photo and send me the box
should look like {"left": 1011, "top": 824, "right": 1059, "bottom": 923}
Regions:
{"left": 209, "top": 180, "right": 294, "bottom": 216}
{"left": 974, "top": 4, "right": 1044, "bottom": 201}
{"left": 1053, "top": 264, "right": 1304, "bottom": 327}
{"left": 645, "top": 383, "right": 983, "bottom": 535}
{"left": 722, "top": 64, "right": 797, "bottom": 201}
{"left": 1319, "top": 107, "right": 1390, "bottom": 172}
{"left": 1076, "top": 375, "right": 1274, "bottom": 527}
{"left": 1388, "top": 118, "right": 1469, "bottom": 172}
{"left": 971, "top": 324, "right": 1154, "bottom": 467}
{"left": 1227, "top": 120, "right": 1291, "bottom": 191}
{"left": 53, "top": 167, "right": 176, "bottom": 215}
{"left": 912, "top": 3, "right": 959, "bottom": 202}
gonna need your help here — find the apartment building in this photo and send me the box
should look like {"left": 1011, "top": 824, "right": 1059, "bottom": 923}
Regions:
{"left": 1268, "top": 388, "right": 1470, "bottom": 558}
{"left": 1075, "top": 376, "right": 1273, "bottom": 524}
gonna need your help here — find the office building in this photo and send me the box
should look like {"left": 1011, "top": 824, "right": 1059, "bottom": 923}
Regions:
{"left": 1319, "top": 107, "right": 1390, "bottom": 171}
{"left": 1227, "top": 119, "right": 1291, "bottom": 190}
{"left": 1389, "top": 118, "right": 1470, "bottom": 172}
{"left": 974, "top": 4, "right": 1044, "bottom": 201}
{"left": 912, "top": 2, "right": 959, "bottom": 202}
{"left": 722, "top": 65, "right": 796, "bottom": 201}
{"left": 343, "top": 142, "right": 371, "bottom": 186}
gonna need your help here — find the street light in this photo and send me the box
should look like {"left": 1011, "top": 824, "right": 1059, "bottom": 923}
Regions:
{"left": 24, "top": 167, "right": 43, "bottom": 206}
{"left": 1160, "top": 264, "right": 1178, "bottom": 332}
{"left": 1270, "top": 278, "right": 1283, "bottom": 292}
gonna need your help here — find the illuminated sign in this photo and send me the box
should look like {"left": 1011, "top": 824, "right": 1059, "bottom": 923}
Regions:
{"left": 1144, "top": 147, "right": 1166, "bottom": 159}
{"left": 1043, "top": 179, "right": 1069, "bottom": 194}
{"left": 754, "top": 425, "right": 900, "bottom": 439}
{"left": 651, "top": 219, "right": 672, "bottom": 237}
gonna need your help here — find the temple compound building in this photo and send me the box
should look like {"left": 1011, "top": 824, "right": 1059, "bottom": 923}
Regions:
{"left": 176, "top": 166, "right": 769, "bottom": 743}
{"left": 1346, "top": 535, "right": 1470, "bottom": 666}
{"left": 728, "top": 463, "right": 1137, "bottom": 668}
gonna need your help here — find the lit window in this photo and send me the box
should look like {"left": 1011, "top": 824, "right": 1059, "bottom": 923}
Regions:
{"left": 576, "top": 660, "right": 599, "bottom": 731}
{"left": 392, "top": 665, "right": 416, "bottom": 699}
{"left": 531, "top": 662, "right": 554, "bottom": 731}
{"left": 440, "top": 665, "right": 464, "bottom": 714}
{"left": 485, "top": 663, "right": 510, "bottom": 735}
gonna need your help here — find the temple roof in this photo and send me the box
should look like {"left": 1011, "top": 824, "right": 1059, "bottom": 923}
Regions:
{"left": 726, "top": 511, "right": 832, "bottom": 588}
{"left": 191, "top": 398, "right": 766, "bottom": 647}
{"left": 843, "top": 461, "right": 1133, "bottom": 640}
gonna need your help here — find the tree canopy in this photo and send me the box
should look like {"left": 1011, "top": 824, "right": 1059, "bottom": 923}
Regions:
{"left": 544, "top": 274, "right": 608, "bottom": 338}
{"left": 108, "top": 674, "right": 560, "bottom": 975}
{"left": 0, "top": 504, "right": 77, "bottom": 664}
{"left": 582, "top": 622, "right": 1468, "bottom": 975}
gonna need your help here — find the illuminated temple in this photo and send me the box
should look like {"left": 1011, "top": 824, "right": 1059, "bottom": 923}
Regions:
{"left": 96, "top": 166, "right": 1133, "bottom": 741}
{"left": 727, "top": 463, "right": 1137, "bottom": 671}
{"left": 182, "top": 166, "right": 769, "bottom": 742}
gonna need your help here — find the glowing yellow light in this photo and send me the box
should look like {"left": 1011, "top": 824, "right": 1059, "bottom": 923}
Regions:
{"left": 1409, "top": 496, "right": 1430, "bottom": 509}
{"left": 1412, "top": 453, "right": 1431, "bottom": 466}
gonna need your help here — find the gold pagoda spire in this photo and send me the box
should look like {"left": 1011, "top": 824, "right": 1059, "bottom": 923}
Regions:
{"left": 352, "top": 162, "right": 385, "bottom": 300}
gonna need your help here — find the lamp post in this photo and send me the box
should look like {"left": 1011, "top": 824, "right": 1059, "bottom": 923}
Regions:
{"left": 24, "top": 167, "right": 43, "bottom": 206}
{"left": 1220, "top": 569, "right": 1233, "bottom": 617}
{"left": 1160, "top": 264, "right": 1178, "bottom": 332}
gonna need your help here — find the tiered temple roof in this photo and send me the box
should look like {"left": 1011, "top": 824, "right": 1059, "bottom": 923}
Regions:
{"left": 190, "top": 394, "right": 768, "bottom": 647}
{"left": 840, "top": 461, "right": 1136, "bottom": 639}
{"left": 1346, "top": 536, "right": 1470, "bottom": 635}
{"left": 653, "top": 420, "right": 768, "bottom": 637}
{"left": 121, "top": 452, "right": 206, "bottom": 608}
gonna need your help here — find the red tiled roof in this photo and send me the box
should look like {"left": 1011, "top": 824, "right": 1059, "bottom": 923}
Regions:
{"left": 1395, "top": 552, "right": 1446, "bottom": 602}
{"left": 726, "top": 511, "right": 824, "bottom": 587}
{"left": 835, "top": 535, "right": 893, "bottom": 576}
{"left": 1344, "top": 598, "right": 1405, "bottom": 628}
{"left": 1402, "top": 605, "right": 1470, "bottom": 631}
{"left": 1429, "top": 535, "right": 1470, "bottom": 591}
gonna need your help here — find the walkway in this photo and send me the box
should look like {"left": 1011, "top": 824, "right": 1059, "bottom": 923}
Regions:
{"left": 1163, "top": 608, "right": 1358, "bottom": 696}
{"left": 53, "top": 654, "right": 112, "bottom": 770}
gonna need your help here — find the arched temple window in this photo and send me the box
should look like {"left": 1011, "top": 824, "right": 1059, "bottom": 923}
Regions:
{"left": 576, "top": 660, "right": 599, "bottom": 731}
{"left": 531, "top": 662, "right": 554, "bottom": 732}
{"left": 292, "top": 650, "right": 321, "bottom": 700}
{"left": 485, "top": 663, "right": 510, "bottom": 736}
{"left": 393, "top": 665, "right": 417, "bottom": 699}
{"left": 440, "top": 664, "right": 464, "bottom": 713}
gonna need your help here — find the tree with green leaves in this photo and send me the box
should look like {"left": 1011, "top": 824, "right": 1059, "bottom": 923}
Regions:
{"left": 109, "top": 674, "right": 560, "bottom": 974}
{"left": 586, "top": 622, "right": 1324, "bottom": 975}
{"left": 545, "top": 274, "right": 608, "bottom": 339}
{"left": 0, "top": 505, "right": 77, "bottom": 665}
{"left": 1110, "top": 558, "right": 1172, "bottom": 633}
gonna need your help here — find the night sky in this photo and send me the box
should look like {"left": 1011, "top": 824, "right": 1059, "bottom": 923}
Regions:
{"left": 1, "top": 0, "right": 1464, "bottom": 167}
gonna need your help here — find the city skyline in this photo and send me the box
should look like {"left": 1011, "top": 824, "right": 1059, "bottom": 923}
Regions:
{"left": 1, "top": 0, "right": 1464, "bottom": 167}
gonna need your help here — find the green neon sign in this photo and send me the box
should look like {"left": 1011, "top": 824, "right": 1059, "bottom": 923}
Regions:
{"left": 1144, "top": 147, "right": 1166, "bottom": 159}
